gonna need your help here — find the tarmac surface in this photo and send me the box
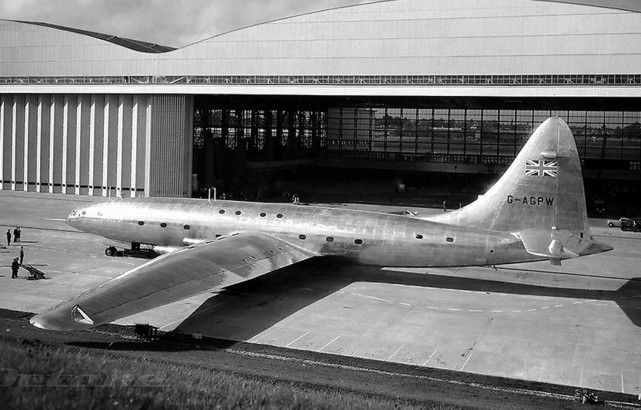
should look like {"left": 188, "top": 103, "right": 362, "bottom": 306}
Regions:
{"left": 1, "top": 190, "right": 640, "bottom": 396}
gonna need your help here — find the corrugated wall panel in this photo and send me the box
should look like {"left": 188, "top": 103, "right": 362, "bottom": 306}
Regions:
{"left": 90, "top": 95, "right": 104, "bottom": 196}
{"left": 118, "top": 95, "right": 133, "bottom": 197}
{"left": 25, "top": 94, "right": 38, "bottom": 192}
{"left": 51, "top": 95, "right": 64, "bottom": 193}
{"left": 64, "top": 95, "right": 77, "bottom": 194}
{"left": 0, "top": 92, "right": 183, "bottom": 197}
{"left": 106, "top": 95, "right": 118, "bottom": 196}
{"left": 78, "top": 95, "right": 91, "bottom": 195}
{"left": 148, "top": 94, "right": 192, "bottom": 197}
{"left": 133, "top": 95, "right": 148, "bottom": 198}
{"left": 13, "top": 95, "right": 25, "bottom": 191}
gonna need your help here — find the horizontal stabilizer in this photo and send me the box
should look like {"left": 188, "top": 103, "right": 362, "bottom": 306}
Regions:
{"left": 518, "top": 229, "right": 613, "bottom": 264}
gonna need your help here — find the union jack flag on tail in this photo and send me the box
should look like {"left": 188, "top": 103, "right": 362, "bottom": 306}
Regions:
{"left": 525, "top": 160, "right": 558, "bottom": 177}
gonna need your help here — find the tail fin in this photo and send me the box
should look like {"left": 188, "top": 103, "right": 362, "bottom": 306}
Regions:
{"left": 427, "top": 117, "right": 612, "bottom": 261}
{"left": 429, "top": 117, "right": 586, "bottom": 232}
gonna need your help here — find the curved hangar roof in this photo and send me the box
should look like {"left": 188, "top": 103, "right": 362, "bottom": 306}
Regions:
{"left": 2, "top": 0, "right": 641, "bottom": 77}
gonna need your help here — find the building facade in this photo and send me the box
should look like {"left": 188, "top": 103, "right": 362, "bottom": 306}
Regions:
{"left": 2, "top": 0, "right": 641, "bottom": 198}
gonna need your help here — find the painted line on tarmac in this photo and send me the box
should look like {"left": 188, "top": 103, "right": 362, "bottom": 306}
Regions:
{"left": 250, "top": 327, "right": 281, "bottom": 344}
{"left": 423, "top": 349, "right": 438, "bottom": 366}
{"left": 345, "top": 289, "right": 625, "bottom": 316}
{"left": 285, "top": 331, "right": 310, "bottom": 347}
{"left": 387, "top": 341, "right": 407, "bottom": 361}
{"left": 318, "top": 335, "right": 341, "bottom": 352}
{"left": 460, "top": 351, "right": 475, "bottom": 372}
{"left": 366, "top": 295, "right": 393, "bottom": 303}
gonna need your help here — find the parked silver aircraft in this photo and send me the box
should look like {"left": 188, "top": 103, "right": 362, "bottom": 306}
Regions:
{"left": 31, "top": 117, "right": 612, "bottom": 331}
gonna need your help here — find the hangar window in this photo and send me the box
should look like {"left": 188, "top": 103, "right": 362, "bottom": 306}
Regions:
{"left": 446, "top": 237, "right": 454, "bottom": 243}
{"left": 354, "top": 239, "right": 363, "bottom": 245}
{"left": 138, "top": 221, "right": 144, "bottom": 226}
{"left": 276, "top": 213, "right": 283, "bottom": 219}
{"left": 415, "top": 234, "right": 423, "bottom": 240}
{"left": 260, "top": 212, "right": 266, "bottom": 217}
{"left": 326, "top": 237, "right": 334, "bottom": 242}
{"left": 299, "top": 234, "right": 306, "bottom": 240}
{"left": 219, "top": 210, "right": 225, "bottom": 214}
{"left": 183, "top": 225, "right": 190, "bottom": 230}
{"left": 160, "top": 223, "right": 167, "bottom": 228}
{"left": 235, "top": 211, "right": 242, "bottom": 215}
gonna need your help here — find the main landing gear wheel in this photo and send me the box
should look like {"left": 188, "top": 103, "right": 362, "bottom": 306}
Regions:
{"left": 105, "top": 246, "right": 117, "bottom": 257}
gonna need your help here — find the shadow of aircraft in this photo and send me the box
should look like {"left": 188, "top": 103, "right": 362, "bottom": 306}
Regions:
{"left": 65, "top": 258, "right": 641, "bottom": 354}
{"left": 169, "top": 258, "right": 641, "bottom": 340}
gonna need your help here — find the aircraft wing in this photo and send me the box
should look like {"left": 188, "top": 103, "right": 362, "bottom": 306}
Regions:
{"left": 30, "top": 233, "right": 318, "bottom": 331}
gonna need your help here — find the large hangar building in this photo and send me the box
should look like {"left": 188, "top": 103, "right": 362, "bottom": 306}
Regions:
{"left": 1, "top": 0, "right": 641, "bottom": 201}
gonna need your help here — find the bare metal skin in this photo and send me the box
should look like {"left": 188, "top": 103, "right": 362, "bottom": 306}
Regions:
{"left": 31, "top": 118, "right": 612, "bottom": 331}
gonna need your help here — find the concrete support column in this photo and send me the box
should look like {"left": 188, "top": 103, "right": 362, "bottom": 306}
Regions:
{"left": 38, "top": 95, "right": 51, "bottom": 193}
{"left": 61, "top": 96, "right": 69, "bottom": 194}
{"left": 116, "top": 96, "right": 124, "bottom": 197}
{"left": 88, "top": 96, "right": 95, "bottom": 196}
{"left": 11, "top": 98, "right": 17, "bottom": 191}
{"left": 36, "top": 96, "right": 42, "bottom": 191}
{"left": 91, "top": 95, "right": 104, "bottom": 197}
{"left": 23, "top": 99, "right": 29, "bottom": 192}
{"left": 75, "top": 98, "right": 82, "bottom": 195}
{"left": 48, "top": 97, "right": 56, "bottom": 193}
{"left": 102, "top": 98, "right": 110, "bottom": 197}
{"left": 130, "top": 96, "right": 138, "bottom": 198}
{"left": 144, "top": 99, "right": 152, "bottom": 197}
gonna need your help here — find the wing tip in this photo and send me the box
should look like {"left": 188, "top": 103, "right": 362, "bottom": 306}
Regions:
{"left": 30, "top": 304, "right": 96, "bottom": 331}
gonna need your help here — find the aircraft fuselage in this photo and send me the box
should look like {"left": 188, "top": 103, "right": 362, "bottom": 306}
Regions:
{"left": 67, "top": 198, "right": 536, "bottom": 267}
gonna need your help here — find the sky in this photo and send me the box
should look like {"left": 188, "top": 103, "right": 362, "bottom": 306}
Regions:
{"left": 0, "top": 0, "right": 367, "bottom": 48}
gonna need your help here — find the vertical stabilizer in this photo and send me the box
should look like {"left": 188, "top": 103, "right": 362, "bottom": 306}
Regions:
{"left": 428, "top": 117, "right": 588, "bottom": 236}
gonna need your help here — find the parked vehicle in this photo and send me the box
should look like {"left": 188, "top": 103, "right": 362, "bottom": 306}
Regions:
{"left": 621, "top": 218, "right": 641, "bottom": 232}
{"left": 607, "top": 217, "right": 631, "bottom": 227}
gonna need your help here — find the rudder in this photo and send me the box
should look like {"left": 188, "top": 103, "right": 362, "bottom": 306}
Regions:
{"left": 428, "top": 117, "right": 589, "bottom": 236}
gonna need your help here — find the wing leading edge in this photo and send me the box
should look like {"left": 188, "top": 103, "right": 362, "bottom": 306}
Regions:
{"left": 30, "top": 233, "right": 317, "bottom": 331}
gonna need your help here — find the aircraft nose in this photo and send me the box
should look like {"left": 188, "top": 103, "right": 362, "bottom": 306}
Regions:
{"left": 65, "top": 207, "right": 86, "bottom": 227}
{"left": 65, "top": 209, "right": 78, "bottom": 224}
